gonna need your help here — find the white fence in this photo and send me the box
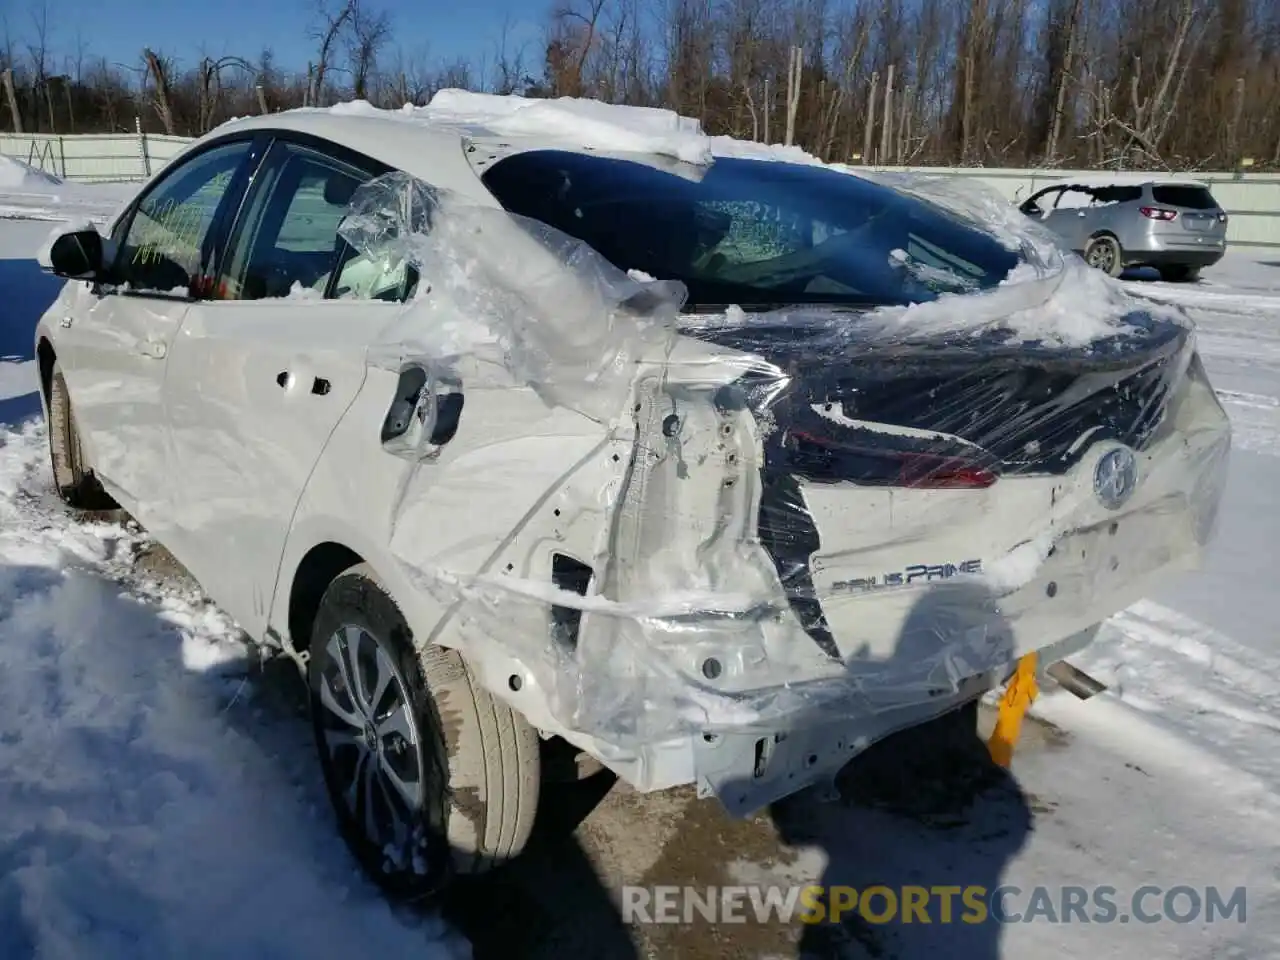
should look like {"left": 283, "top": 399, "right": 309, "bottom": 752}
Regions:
{"left": 4, "top": 130, "right": 1279, "bottom": 250}
{"left": 0, "top": 129, "right": 191, "bottom": 183}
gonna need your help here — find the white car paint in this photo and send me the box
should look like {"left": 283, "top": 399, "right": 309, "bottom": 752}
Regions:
{"left": 32, "top": 107, "right": 1231, "bottom": 815}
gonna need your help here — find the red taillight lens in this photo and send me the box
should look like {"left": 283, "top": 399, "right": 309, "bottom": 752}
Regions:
{"left": 1139, "top": 206, "right": 1178, "bottom": 221}
{"left": 787, "top": 430, "right": 998, "bottom": 489}
{"left": 896, "top": 452, "right": 999, "bottom": 489}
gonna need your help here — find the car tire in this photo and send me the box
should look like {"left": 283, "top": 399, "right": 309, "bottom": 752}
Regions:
{"left": 46, "top": 361, "right": 116, "bottom": 511}
{"left": 1158, "top": 264, "right": 1200, "bottom": 283}
{"left": 307, "top": 564, "right": 540, "bottom": 900}
{"left": 1083, "top": 235, "right": 1124, "bottom": 277}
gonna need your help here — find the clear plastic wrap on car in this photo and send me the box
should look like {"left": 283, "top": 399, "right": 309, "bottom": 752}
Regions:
{"left": 336, "top": 169, "right": 1233, "bottom": 751}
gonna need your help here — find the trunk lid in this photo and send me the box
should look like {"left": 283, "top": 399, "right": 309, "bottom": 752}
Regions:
{"left": 680, "top": 306, "right": 1189, "bottom": 480}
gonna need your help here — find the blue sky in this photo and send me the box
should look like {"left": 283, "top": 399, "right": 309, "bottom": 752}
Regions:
{"left": 9, "top": 0, "right": 547, "bottom": 81}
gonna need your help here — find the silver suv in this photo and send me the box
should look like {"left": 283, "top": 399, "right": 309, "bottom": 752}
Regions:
{"left": 1018, "top": 177, "right": 1227, "bottom": 282}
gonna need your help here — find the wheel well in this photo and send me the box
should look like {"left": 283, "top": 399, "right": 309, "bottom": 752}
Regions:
{"left": 37, "top": 338, "right": 55, "bottom": 402}
{"left": 1088, "top": 231, "right": 1120, "bottom": 244}
{"left": 287, "top": 542, "right": 364, "bottom": 652}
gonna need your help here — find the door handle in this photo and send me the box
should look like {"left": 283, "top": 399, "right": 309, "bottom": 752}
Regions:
{"left": 275, "top": 372, "right": 331, "bottom": 395}
{"left": 381, "top": 364, "right": 464, "bottom": 458}
{"left": 138, "top": 338, "right": 167, "bottom": 359}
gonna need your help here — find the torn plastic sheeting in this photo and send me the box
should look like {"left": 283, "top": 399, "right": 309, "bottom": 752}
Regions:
{"left": 338, "top": 171, "right": 683, "bottom": 424}
{"left": 335, "top": 170, "right": 1229, "bottom": 751}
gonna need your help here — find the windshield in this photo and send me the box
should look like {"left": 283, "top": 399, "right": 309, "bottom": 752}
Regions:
{"left": 481, "top": 150, "right": 1022, "bottom": 311}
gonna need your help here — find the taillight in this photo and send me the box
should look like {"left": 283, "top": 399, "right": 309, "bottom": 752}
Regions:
{"left": 785, "top": 430, "right": 998, "bottom": 489}
{"left": 1139, "top": 206, "right": 1178, "bottom": 221}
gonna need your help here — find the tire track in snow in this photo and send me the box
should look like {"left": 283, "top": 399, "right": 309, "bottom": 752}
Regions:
{"left": 1038, "top": 598, "right": 1280, "bottom": 821}
{"left": 1214, "top": 389, "right": 1280, "bottom": 456}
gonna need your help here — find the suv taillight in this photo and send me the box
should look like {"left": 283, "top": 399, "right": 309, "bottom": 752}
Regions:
{"left": 1140, "top": 206, "right": 1178, "bottom": 221}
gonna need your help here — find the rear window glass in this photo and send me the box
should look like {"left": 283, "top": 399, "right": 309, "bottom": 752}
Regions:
{"left": 481, "top": 150, "right": 1022, "bottom": 310}
{"left": 1151, "top": 185, "right": 1218, "bottom": 209}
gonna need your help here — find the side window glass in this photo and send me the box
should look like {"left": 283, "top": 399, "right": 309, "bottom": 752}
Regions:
{"left": 219, "top": 142, "right": 412, "bottom": 302}
{"left": 1054, "top": 187, "right": 1093, "bottom": 209}
{"left": 112, "top": 140, "right": 251, "bottom": 295}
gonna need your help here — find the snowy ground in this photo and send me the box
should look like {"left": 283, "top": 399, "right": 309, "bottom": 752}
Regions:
{"left": 2, "top": 158, "right": 1279, "bottom": 959}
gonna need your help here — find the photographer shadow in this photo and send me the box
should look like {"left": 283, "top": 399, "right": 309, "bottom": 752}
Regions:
{"left": 736, "top": 577, "right": 1039, "bottom": 958}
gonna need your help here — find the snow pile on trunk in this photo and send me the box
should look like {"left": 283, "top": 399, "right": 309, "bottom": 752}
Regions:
{"left": 859, "top": 253, "right": 1190, "bottom": 347}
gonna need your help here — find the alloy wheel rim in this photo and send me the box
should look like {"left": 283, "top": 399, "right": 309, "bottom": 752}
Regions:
{"left": 318, "top": 624, "right": 426, "bottom": 864}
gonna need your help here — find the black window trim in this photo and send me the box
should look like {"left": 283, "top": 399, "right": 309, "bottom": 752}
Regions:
{"left": 208, "top": 128, "right": 416, "bottom": 304}
{"left": 1021, "top": 186, "right": 1062, "bottom": 212}
{"left": 104, "top": 130, "right": 271, "bottom": 304}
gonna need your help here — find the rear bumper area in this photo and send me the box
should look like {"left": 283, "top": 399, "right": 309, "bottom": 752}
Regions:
{"left": 683, "top": 358, "right": 1230, "bottom": 812}
{"left": 670, "top": 354, "right": 1222, "bottom": 797}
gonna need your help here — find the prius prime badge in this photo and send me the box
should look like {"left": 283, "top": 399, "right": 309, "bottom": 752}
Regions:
{"left": 1094, "top": 446, "right": 1138, "bottom": 510}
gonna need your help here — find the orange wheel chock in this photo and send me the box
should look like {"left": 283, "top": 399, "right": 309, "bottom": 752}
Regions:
{"left": 987, "top": 652, "right": 1039, "bottom": 768}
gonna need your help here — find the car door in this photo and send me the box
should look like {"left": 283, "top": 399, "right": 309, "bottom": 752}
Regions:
{"left": 161, "top": 135, "right": 414, "bottom": 637}
{"left": 1044, "top": 185, "right": 1096, "bottom": 251}
{"left": 59, "top": 137, "right": 259, "bottom": 530}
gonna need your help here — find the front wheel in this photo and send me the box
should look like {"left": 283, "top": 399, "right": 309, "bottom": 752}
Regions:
{"left": 46, "top": 360, "right": 116, "bottom": 510}
{"left": 1083, "top": 235, "right": 1124, "bottom": 277}
{"left": 308, "top": 565, "right": 541, "bottom": 900}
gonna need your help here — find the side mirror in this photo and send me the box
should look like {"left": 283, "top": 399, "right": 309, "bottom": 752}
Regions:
{"left": 43, "top": 228, "right": 104, "bottom": 280}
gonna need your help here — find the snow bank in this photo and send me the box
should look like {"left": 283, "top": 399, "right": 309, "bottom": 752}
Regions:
{"left": 0, "top": 155, "right": 132, "bottom": 225}
{"left": 0, "top": 419, "right": 467, "bottom": 959}
{"left": 0, "top": 154, "right": 63, "bottom": 190}
{"left": 0, "top": 359, "right": 37, "bottom": 402}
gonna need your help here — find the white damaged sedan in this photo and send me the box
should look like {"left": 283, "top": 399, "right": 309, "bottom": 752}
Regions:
{"left": 33, "top": 94, "right": 1230, "bottom": 898}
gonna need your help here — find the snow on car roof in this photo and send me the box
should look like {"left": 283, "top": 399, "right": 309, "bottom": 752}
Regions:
{"left": 220, "top": 89, "right": 822, "bottom": 169}
{"left": 1039, "top": 172, "right": 1210, "bottom": 190}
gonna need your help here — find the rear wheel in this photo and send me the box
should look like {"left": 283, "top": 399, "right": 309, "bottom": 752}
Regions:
{"left": 46, "top": 361, "right": 116, "bottom": 510}
{"left": 1083, "top": 235, "right": 1124, "bottom": 277}
{"left": 308, "top": 564, "right": 540, "bottom": 900}
{"left": 1158, "top": 264, "right": 1201, "bottom": 283}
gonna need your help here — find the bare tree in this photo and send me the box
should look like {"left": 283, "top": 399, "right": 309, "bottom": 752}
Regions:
{"left": 142, "top": 48, "right": 176, "bottom": 135}
{"left": 348, "top": 1, "right": 391, "bottom": 100}
{"left": 308, "top": 0, "right": 355, "bottom": 106}
{"left": 1, "top": 0, "right": 1277, "bottom": 173}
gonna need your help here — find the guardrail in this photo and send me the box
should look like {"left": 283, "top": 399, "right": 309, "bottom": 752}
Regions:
{"left": 4, "top": 130, "right": 1278, "bottom": 249}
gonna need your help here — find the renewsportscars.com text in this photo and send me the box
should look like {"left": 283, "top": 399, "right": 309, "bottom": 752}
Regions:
{"left": 621, "top": 884, "right": 1248, "bottom": 926}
